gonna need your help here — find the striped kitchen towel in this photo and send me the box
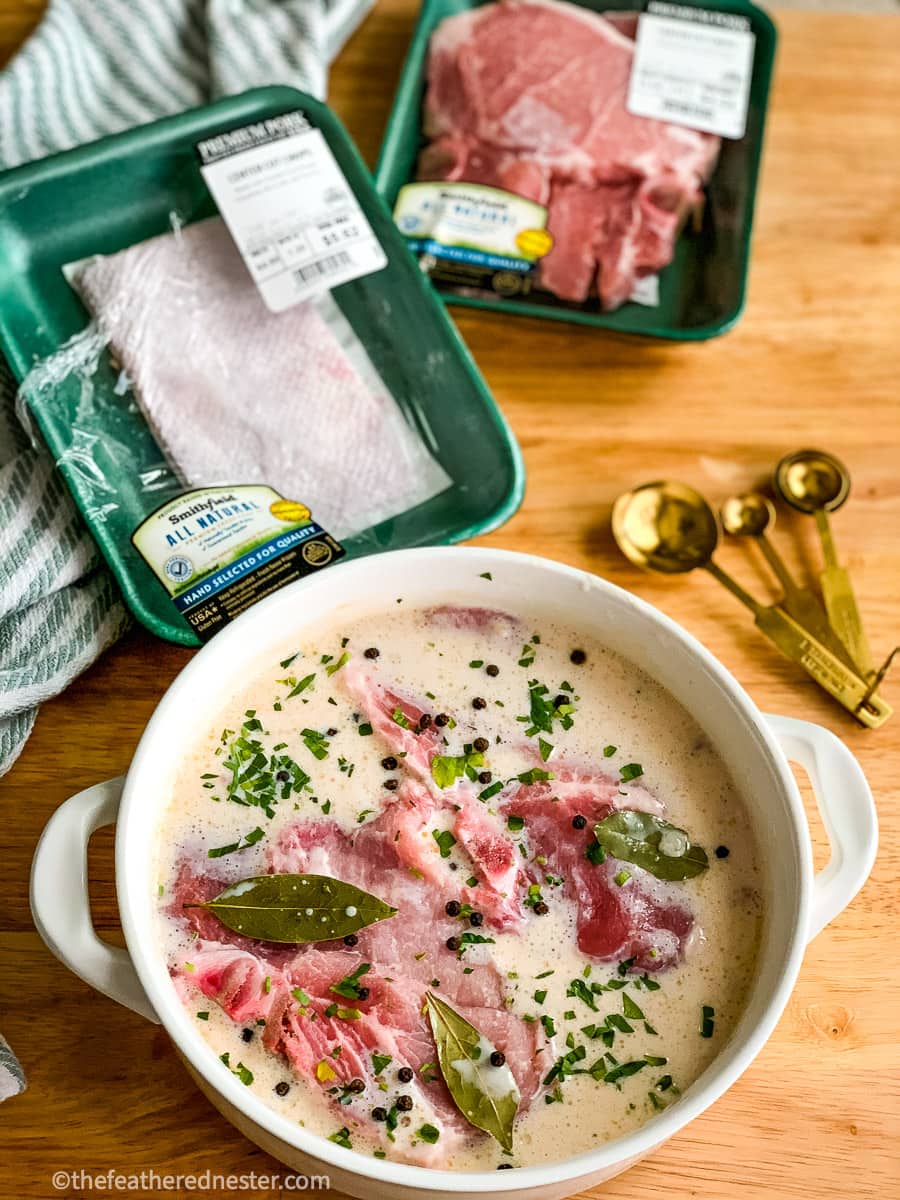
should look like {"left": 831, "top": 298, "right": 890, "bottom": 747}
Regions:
{"left": 0, "top": 0, "right": 373, "bottom": 781}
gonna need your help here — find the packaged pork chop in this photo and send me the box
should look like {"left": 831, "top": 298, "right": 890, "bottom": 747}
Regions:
{"left": 1, "top": 89, "right": 522, "bottom": 647}
{"left": 377, "top": 0, "right": 777, "bottom": 338}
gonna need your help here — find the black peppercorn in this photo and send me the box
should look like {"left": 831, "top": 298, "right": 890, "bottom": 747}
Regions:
{"left": 570, "top": 648, "right": 587, "bottom": 664}
{"left": 448, "top": 861, "right": 458, "bottom": 871}
{"left": 446, "top": 936, "right": 460, "bottom": 951}
{"left": 397, "top": 1066, "right": 414, "bottom": 1083}
{"left": 326, "top": 727, "right": 338, "bottom": 738}
{"left": 572, "top": 814, "right": 587, "bottom": 830}
{"left": 434, "top": 713, "right": 450, "bottom": 727}
{"left": 553, "top": 694, "right": 568, "bottom": 708}
{"left": 384, "top": 778, "right": 400, "bottom": 791}
{"left": 348, "top": 1077, "right": 366, "bottom": 1093}
{"left": 445, "top": 900, "right": 461, "bottom": 917}
{"left": 715, "top": 845, "right": 730, "bottom": 859}
{"left": 478, "top": 771, "right": 492, "bottom": 785}
{"left": 274, "top": 1081, "right": 290, "bottom": 1097}
{"left": 490, "top": 1050, "right": 506, "bottom": 1067}
{"left": 381, "top": 755, "right": 398, "bottom": 770}
{"left": 473, "top": 736, "right": 489, "bottom": 753}
{"left": 418, "top": 713, "right": 433, "bottom": 729}
{"left": 356, "top": 987, "right": 370, "bottom": 1001}
{"left": 486, "top": 664, "right": 500, "bottom": 677}
{"left": 275, "top": 769, "right": 290, "bottom": 782}
{"left": 469, "top": 911, "right": 484, "bottom": 928}
{"left": 343, "top": 933, "right": 358, "bottom": 947}
{"left": 497, "top": 1163, "right": 513, "bottom": 1170}
{"left": 364, "top": 647, "right": 380, "bottom": 659}
{"left": 241, "top": 1028, "right": 254, "bottom": 1043}
{"left": 396, "top": 1094, "right": 413, "bottom": 1112}
{"left": 372, "top": 1106, "right": 387, "bottom": 1122}
{"left": 472, "top": 696, "right": 487, "bottom": 710}
{"left": 533, "top": 901, "right": 549, "bottom": 915}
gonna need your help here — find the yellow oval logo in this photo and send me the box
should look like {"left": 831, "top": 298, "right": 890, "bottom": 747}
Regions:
{"left": 270, "top": 499, "right": 312, "bottom": 524}
{"left": 515, "top": 228, "right": 554, "bottom": 259}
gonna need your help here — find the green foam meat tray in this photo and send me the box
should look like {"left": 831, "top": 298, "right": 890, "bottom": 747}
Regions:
{"left": 0, "top": 86, "right": 524, "bottom": 646}
{"left": 375, "top": 0, "right": 777, "bottom": 339}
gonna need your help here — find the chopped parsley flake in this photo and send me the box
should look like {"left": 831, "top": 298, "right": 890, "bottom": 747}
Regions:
{"left": 301, "top": 727, "right": 330, "bottom": 760}
{"left": 620, "top": 762, "right": 644, "bottom": 782}
{"left": 432, "top": 751, "right": 485, "bottom": 789}
{"left": 391, "top": 707, "right": 411, "bottom": 729}
{"left": 287, "top": 673, "right": 316, "bottom": 698}
{"left": 207, "top": 825, "right": 265, "bottom": 858}
{"left": 516, "top": 767, "right": 555, "bottom": 785}
{"left": 506, "top": 814, "right": 525, "bottom": 832}
{"left": 478, "top": 780, "right": 504, "bottom": 802}
{"left": 220, "top": 1052, "right": 253, "bottom": 1086}
{"left": 432, "top": 829, "right": 457, "bottom": 858}
{"left": 357, "top": 723, "right": 373, "bottom": 736}
{"left": 328, "top": 1127, "right": 353, "bottom": 1149}
{"left": 518, "top": 680, "right": 575, "bottom": 737}
{"left": 566, "top": 978, "right": 598, "bottom": 1011}
{"left": 457, "top": 931, "right": 495, "bottom": 955}
{"left": 417, "top": 1123, "right": 440, "bottom": 1144}
{"left": 330, "top": 964, "right": 371, "bottom": 999}
{"left": 325, "top": 652, "right": 350, "bottom": 676}
{"left": 622, "top": 994, "right": 645, "bottom": 1020}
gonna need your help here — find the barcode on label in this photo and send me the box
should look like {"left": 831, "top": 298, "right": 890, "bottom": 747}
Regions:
{"left": 662, "top": 100, "right": 714, "bottom": 121}
{"left": 296, "top": 252, "right": 353, "bottom": 284}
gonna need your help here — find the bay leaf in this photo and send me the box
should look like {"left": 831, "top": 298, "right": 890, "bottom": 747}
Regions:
{"left": 184, "top": 873, "right": 397, "bottom": 943}
{"left": 424, "top": 991, "right": 519, "bottom": 1152}
{"left": 593, "top": 810, "right": 709, "bottom": 882}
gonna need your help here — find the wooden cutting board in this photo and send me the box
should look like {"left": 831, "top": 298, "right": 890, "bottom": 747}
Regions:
{"left": 1, "top": 2, "right": 898, "bottom": 1198}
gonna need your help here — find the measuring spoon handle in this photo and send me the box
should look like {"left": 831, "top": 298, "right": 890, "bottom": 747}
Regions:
{"left": 755, "top": 605, "right": 889, "bottom": 727}
{"left": 813, "top": 512, "right": 875, "bottom": 675}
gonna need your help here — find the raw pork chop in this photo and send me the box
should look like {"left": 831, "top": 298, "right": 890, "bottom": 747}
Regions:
{"left": 174, "top": 798, "right": 545, "bottom": 1163}
{"left": 420, "top": 0, "right": 720, "bottom": 308}
{"left": 71, "top": 217, "right": 449, "bottom": 537}
{"left": 504, "top": 763, "right": 693, "bottom": 969}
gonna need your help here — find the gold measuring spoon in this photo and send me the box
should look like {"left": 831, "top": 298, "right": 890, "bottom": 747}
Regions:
{"left": 774, "top": 449, "right": 874, "bottom": 677}
{"left": 612, "top": 481, "right": 891, "bottom": 728}
{"left": 721, "top": 492, "right": 860, "bottom": 671}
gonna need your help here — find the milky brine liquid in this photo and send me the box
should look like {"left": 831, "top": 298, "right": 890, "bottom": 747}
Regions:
{"left": 154, "top": 605, "right": 762, "bottom": 1169}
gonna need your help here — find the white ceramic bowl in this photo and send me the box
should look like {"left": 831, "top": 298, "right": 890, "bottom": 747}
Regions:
{"left": 31, "top": 547, "right": 877, "bottom": 1200}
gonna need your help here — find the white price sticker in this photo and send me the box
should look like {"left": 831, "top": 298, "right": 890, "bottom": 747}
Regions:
{"left": 199, "top": 115, "right": 387, "bottom": 311}
{"left": 627, "top": 6, "right": 755, "bottom": 140}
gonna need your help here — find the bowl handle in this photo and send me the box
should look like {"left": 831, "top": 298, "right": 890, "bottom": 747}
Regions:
{"left": 765, "top": 714, "right": 877, "bottom": 942}
{"left": 30, "top": 778, "right": 159, "bottom": 1023}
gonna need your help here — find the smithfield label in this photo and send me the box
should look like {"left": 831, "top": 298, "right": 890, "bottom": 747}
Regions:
{"left": 132, "top": 485, "right": 344, "bottom": 642}
{"left": 393, "top": 182, "right": 553, "bottom": 295}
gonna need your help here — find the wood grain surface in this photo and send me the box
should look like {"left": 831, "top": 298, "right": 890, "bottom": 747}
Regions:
{"left": 1, "top": 2, "right": 899, "bottom": 1198}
